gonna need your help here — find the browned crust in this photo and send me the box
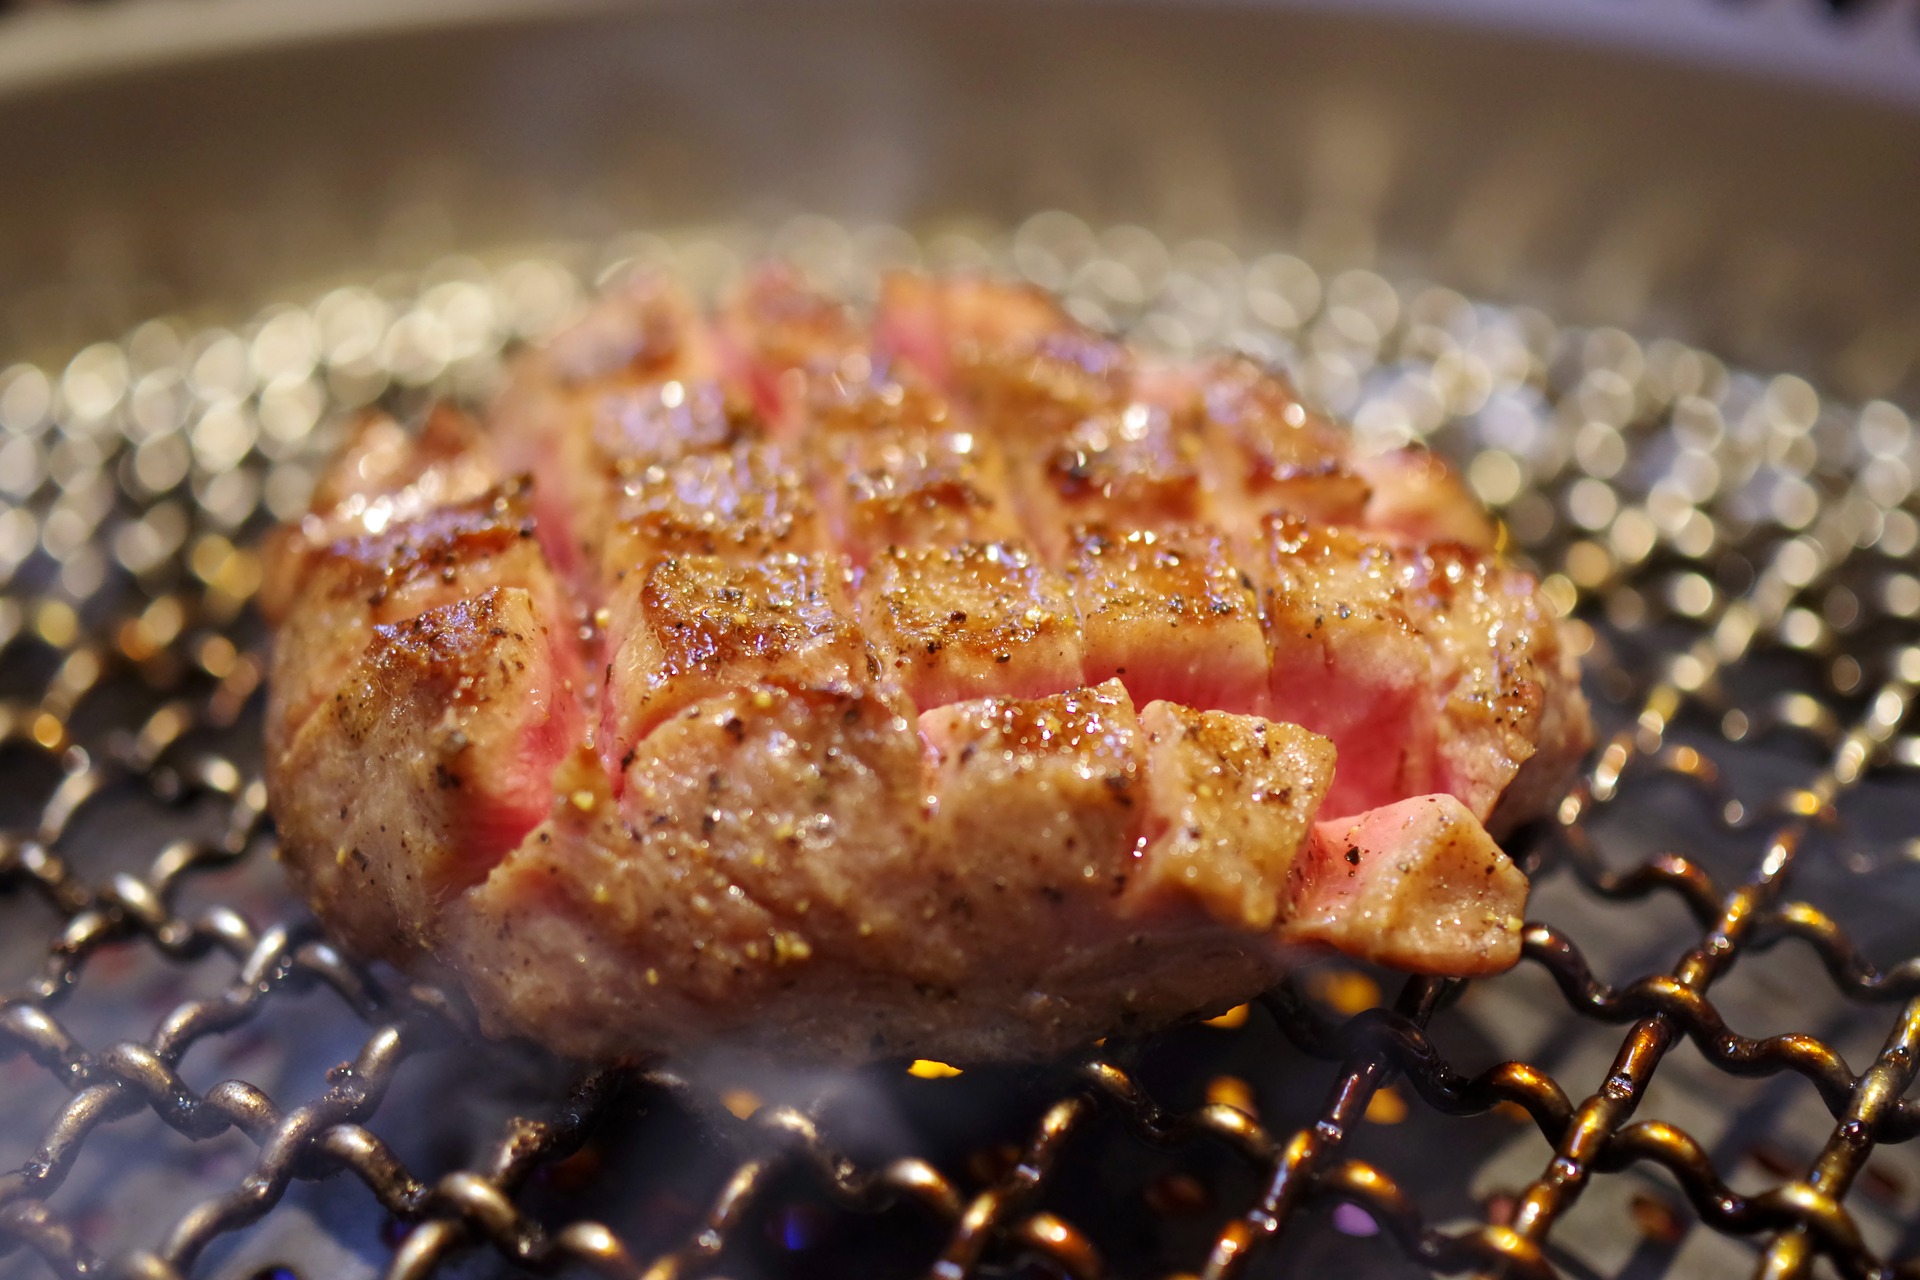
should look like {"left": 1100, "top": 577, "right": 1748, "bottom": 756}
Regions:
{"left": 263, "top": 272, "right": 1588, "bottom": 1063}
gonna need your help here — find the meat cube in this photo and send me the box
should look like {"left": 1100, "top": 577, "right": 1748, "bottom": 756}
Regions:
{"left": 603, "top": 552, "right": 869, "bottom": 754}
{"left": 1066, "top": 526, "right": 1269, "bottom": 715}
{"left": 1131, "top": 702, "right": 1335, "bottom": 930}
{"left": 858, "top": 541, "right": 1083, "bottom": 708}
{"left": 824, "top": 421, "right": 1024, "bottom": 562}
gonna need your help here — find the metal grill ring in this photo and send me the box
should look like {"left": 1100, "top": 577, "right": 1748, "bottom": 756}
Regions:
{"left": 3, "top": 217, "right": 1920, "bottom": 1280}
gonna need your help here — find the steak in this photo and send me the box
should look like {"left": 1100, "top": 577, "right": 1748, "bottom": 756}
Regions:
{"left": 263, "top": 268, "right": 1590, "bottom": 1063}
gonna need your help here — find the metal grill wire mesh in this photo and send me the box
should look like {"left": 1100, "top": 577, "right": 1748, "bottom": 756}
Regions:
{"left": 3, "top": 214, "right": 1920, "bottom": 1280}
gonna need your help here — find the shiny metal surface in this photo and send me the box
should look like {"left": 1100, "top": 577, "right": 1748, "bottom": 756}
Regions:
{"left": 3, "top": 4, "right": 1920, "bottom": 1278}
{"left": 3, "top": 219, "right": 1919, "bottom": 1279}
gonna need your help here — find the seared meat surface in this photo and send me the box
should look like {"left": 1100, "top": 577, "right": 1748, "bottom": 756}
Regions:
{"left": 265, "top": 268, "right": 1590, "bottom": 1063}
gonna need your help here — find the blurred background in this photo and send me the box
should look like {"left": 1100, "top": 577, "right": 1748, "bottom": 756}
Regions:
{"left": 0, "top": 0, "right": 1915, "bottom": 386}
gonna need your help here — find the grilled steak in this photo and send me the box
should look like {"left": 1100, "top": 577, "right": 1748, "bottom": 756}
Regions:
{"left": 264, "top": 268, "right": 1590, "bottom": 1063}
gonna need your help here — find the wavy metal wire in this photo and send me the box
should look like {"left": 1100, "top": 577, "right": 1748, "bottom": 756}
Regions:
{"left": 2, "top": 217, "right": 1919, "bottom": 1279}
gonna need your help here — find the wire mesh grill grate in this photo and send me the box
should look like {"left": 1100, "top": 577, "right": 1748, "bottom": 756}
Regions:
{"left": 3, "top": 217, "right": 1920, "bottom": 1280}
